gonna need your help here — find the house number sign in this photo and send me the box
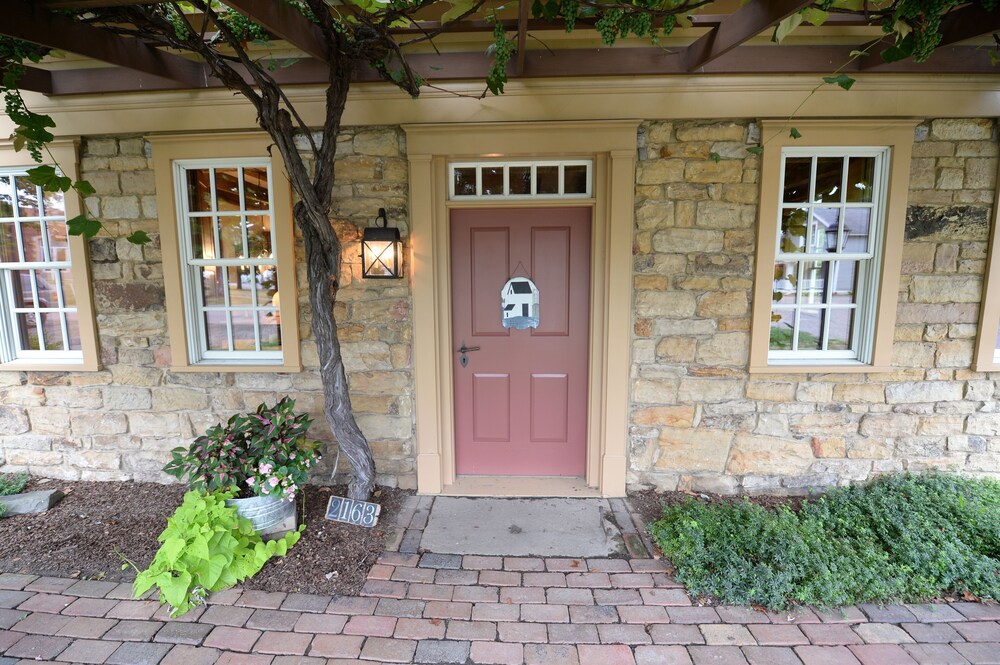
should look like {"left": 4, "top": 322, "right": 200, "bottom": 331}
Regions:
{"left": 501, "top": 277, "right": 540, "bottom": 329}
{"left": 325, "top": 496, "right": 381, "bottom": 528}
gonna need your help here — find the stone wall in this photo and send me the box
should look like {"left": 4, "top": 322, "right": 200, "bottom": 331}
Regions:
{"left": 629, "top": 118, "right": 1000, "bottom": 494}
{"left": 0, "top": 128, "right": 417, "bottom": 489}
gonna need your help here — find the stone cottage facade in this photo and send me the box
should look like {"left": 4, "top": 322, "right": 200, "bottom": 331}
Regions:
{"left": 1, "top": 80, "right": 998, "bottom": 495}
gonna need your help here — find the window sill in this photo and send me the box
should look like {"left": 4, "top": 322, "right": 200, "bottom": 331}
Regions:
{"left": 749, "top": 362, "right": 894, "bottom": 375}
{"left": 0, "top": 359, "right": 99, "bottom": 372}
{"left": 170, "top": 362, "right": 302, "bottom": 374}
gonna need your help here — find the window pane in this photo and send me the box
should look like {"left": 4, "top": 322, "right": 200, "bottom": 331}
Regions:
{"left": 782, "top": 157, "right": 811, "bottom": 203}
{"left": 827, "top": 308, "right": 855, "bottom": 350}
{"left": 797, "top": 309, "right": 824, "bottom": 350}
{"left": 66, "top": 312, "right": 81, "bottom": 350}
{"left": 41, "top": 313, "right": 64, "bottom": 350}
{"left": 769, "top": 308, "right": 795, "bottom": 350}
{"left": 564, "top": 165, "right": 588, "bottom": 194}
{"left": 244, "top": 167, "right": 269, "bottom": 211}
{"left": 17, "top": 313, "right": 39, "bottom": 350}
{"left": 830, "top": 261, "right": 859, "bottom": 303}
{"left": 219, "top": 216, "right": 244, "bottom": 259}
{"left": 841, "top": 208, "right": 872, "bottom": 253}
{"left": 0, "top": 188, "right": 13, "bottom": 218}
{"left": 200, "top": 267, "right": 226, "bottom": 306}
{"left": 258, "top": 310, "right": 282, "bottom": 350}
{"left": 20, "top": 222, "right": 43, "bottom": 262}
{"left": 231, "top": 310, "right": 256, "bottom": 350}
{"left": 229, "top": 266, "right": 255, "bottom": 306}
{"left": 35, "top": 269, "right": 58, "bottom": 308}
{"left": 256, "top": 265, "right": 278, "bottom": 303}
{"left": 46, "top": 221, "right": 68, "bottom": 262}
{"left": 809, "top": 208, "right": 840, "bottom": 253}
{"left": 772, "top": 262, "right": 799, "bottom": 306}
{"left": 482, "top": 167, "right": 503, "bottom": 196}
{"left": 800, "top": 262, "right": 829, "bottom": 304}
{"left": 11, "top": 270, "right": 35, "bottom": 308}
{"left": 454, "top": 167, "right": 476, "bottom": 196}
{"left": 536, "top": 166, "right": 558, "bottom": 194}
{"left": 59, "top": 269, "right": 76, "bottom": 307}
{"left": 190, "top": 216, "right": 214, "bottom": 259}
{"left": 779, "top": 208, "right": 808, "bottom": 253}
{"left": 204, "top": 310, "right": 229, "bottom": 350}
{"left": 246, "top": 216, "right": 272, "bottom": 258}
{"left": 42, "top": 189, "right": 64, "bottom": 217}
{"left": 15, "top": 177, "right": 39, "bottom": 217}
{"left": 509, "top": 166, "right": 531, "bottom": 195}
{"left": 215, "top": 169, "right": 241, "bottom": 211}
{"left": 814, "top": 157, "right": 844, "bottom": 202}
{"left": 846, "top": 157, "right": 875, "bottom": 202}
{"left": 187, "top": 169, "right": 213, "bottom": 212}
{"left": 0, "top": 223, "right": 17, "bottom": 262}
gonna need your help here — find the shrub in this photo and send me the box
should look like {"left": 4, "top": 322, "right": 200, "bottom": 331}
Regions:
{"left": 129, "top": 490, "right": 301, "bottom": 617}
{"left": 164, "top": 397, "right": 320, "bottom": 501}
{"left": 649, "top": 473, "right": 1000, "bottom": 609}
{"left": 0, "top": 472, "right": 29, "bottom": 496}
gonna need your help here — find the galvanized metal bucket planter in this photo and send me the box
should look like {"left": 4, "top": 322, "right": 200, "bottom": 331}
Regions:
{"left": 225, "top": 494, "right": 297, "bottom": 540}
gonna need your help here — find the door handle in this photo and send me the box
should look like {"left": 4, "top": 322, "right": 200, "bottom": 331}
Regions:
{"left": 457, "top": 342, "right": 480, "bottom": 367}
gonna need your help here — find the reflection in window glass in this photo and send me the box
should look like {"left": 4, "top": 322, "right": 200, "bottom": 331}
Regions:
{"left": 564, "top": 165, "right": 588, "bottom": 194}
{"left": 453, "top": 167, "right": 477, "bottom": 196}
{"left": 536, "top": 166, "right": 559, "bottom": 194}
{"left": 482, "top": 167, "right": 504, "bottom": 196}
{"left": 509, "top": 166, "right": 531, "bottom": 195}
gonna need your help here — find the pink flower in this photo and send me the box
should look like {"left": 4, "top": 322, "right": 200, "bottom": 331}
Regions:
{"left": 268, "top": 476, "right": 279, "bottom": 487}
{"left": 259, "top": 462, "right": 273, "bottom": 474}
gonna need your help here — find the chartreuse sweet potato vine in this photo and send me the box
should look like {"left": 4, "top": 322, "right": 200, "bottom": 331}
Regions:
{"left": 650, "top": 473, "right": 1000, "bottom": 610}
{"left": 127, "top": 490, "right": 301, "bottom": 617}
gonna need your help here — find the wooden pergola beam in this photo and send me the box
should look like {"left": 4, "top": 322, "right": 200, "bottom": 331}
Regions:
{"left": 936, "top": 3, "right": 1000, "bottom": 48}
{"left": 515, "top": 0, "right": 529, "bottom": 75}
{"left": 219, "top": 0, "right": 328, "bottom": 63}
{"left": 685, "top": 0, "right": 813, "bottom": 72}
{"left": 0, "top": 0, "right": 208, "bottom": 88}
{"left": 2, "top": 65, "right": 53, "bottom": 94}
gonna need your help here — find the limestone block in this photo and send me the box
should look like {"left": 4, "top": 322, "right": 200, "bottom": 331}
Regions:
{"left": 930, "top": 118, "right": 993, "bottom": 141}
{"left": 936, "top": 168, "right": 964, "bottom": 190}
{"left": 666, "top": 183, "right": 709, "bottom": 201}
{"left": 646, "top": 122, "right": 673, "bottom": 144}
{"left": 908, "top": 158, "right": 936, "bottom": 189}
{"left": 127, "top": 413, "right": 181, "bottom": 438}
{"left": 727, "top": 434, "right": 813, "bottom": 475}
{"left": 350, "top": 371, "right": 413, "bottom": 394}
{"left": 858, "top": 413, "right": 919, "bottom": 437}
{"left": 832, "top": 384, "right": 885, "bottom": 403}
{"left": 634, "top": 291, "right": 697, "bottom": 318}
{"left": 0, "top": 489, "right": 64, "bottom": 516}
{"left": 848, "top": 438, "right": 894, "bottom": 459}
{"left": 677, "top": 378, "right": 743, "bottom": 404}
{"left": 696, "top": 334, "right": 749, "bottom": 366}
{"left": 103, "top": 386, "right": 152, "bottom": 411}
{"left": 910, "top": 275, "right": 981, "bottom": 303}
{"left": 7, "top": 449, "right": 62, "bottom": 466}
{"left": 965, "top": 381, "right": 995, "bottom": 401}
{"left": 335, "top": 155, "right": 379, "bottom": 180}
{"left": 64, "top": 451, "right": 121, "bottom": 470}
{"left": 635, "top": 202, "right": 675, "bottom": 229}
{"left": 901, "top": 243, "right": 935, "bottom": 274}
{"left": 694, "top": 201, "right": 753, "bottom": 230}
{"left": 967, "top": 413, "right": 1000, "bottom": 435}
{"left": 0, "top": 386, "right": 44, "bottom": 407}
{"left": 151, "top": 388, "right": 209, "bottom": 412}
{"left": 94, "top": 282, "right": 164, "bottom": 312}
{"left": 896, "top": 303, "right": 978, "bottom": 325}
{"left": 655, "top": 338, "right": 697, "bottom": 363}
{"left": 633, "top": 379, "right": 679, "bottom": 404}
{"left": 745, "top": 381, "right": 795, "bottom": 402}
{"left": 632, "top": 406, "right": 697, "bottom": 428}
{"left": 71, "top": 413, "right": 127, "bottom": 436}
{"left": 967, "top": 452, "right": 1000, "bottom": 472}
{"left": 42, "top": 386, "right": 102, "bottom": 410}
{"left": 755, "top": 414, "right": 789, "bottom": 437}
{"left": 811, "top": 436, "right": 847, "bottom": 458}
{"left": 935, "top": 339, "right": 974, "bottom": 368}
{"left": 885, "top": 381, "right": 963, "bottom": 404}
{"left": 685, "top": 161, "right": 743, "bottom": 184}
{"left": 341, "top": 341, "right": 393, "bottom": 372}
{"left": 654, "top": 427, "right": 733, "bottom": 472}
{"left": 695, "top": 291, "right": 748, "bottom": 318}
{"left": 354, "top": 130, "right": 399, "bottom": 156}
{"left": 0, "top": 435, "right": 58, "bottom": 451}
{"left": 675, "top": 122, "right": 746, "bottom": 142}
{"left": 0, "top": 406, "right": 30, "bottom": 435}
{"left": 795, "top": 383, "right": 834, "bottom": 403}
{"left": 356, "top": 415, "right": 412, "bottom": 441}
{"left": 963, "top": 158, "right": 997, "bottom": 190}
{"left": 790, "top": 413, "right": 858, "bottom": 437}
{"left": 637, "top": 159, "right": 685, "bottom": 185}
{"left": 741, "top": 475, "right": 784, "bottom": 494}
{"left": 234, "top": 373, "right": 293, "bottom": 390}
{"left": 682, "top": 474, "right": 739, "bottom": 495}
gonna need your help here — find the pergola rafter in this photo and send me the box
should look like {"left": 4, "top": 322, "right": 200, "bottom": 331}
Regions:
{"left": 684, "top": 0, "right": 812, "bottom": 71}
{"left": 218, "top": 0, "right": 330, "bottom": 63}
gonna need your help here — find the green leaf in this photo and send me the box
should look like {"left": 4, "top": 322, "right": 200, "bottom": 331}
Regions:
{"left": 772, "top": 14, "right": 803, "bottom": 44}
{"left": 802, "top": 8, "right": 828, "bottom": 27}
{"left": 822, "top": 73, "right": 856, "bottom": 91}
{"left": 746, "top": 146, "right": 763, "bottom": 156}
{"left": 66, "top": 214, "right": 102, "bottom": 238}
{"left": 72, "top": 180, "right": 96, "bottom": 196}
{"left": 709, "top": 152, "right": 721, "bottom": 163}
{"left": 127, "top": 230, "right": 152, "bottom": 245}
{"left": 789, "top": 127, "right": 802, "bottom": 139}
{"left": 161, "top": 537, "right": 186, "bottom": 566}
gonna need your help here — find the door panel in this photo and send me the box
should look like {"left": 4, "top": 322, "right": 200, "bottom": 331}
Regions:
{"left": 451, "top": 207, "right": 591, "bottom": 476}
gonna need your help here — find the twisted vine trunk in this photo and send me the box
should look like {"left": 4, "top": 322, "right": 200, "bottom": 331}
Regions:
{"left": 298, "top": 206, "right": 376, "bottom": 501}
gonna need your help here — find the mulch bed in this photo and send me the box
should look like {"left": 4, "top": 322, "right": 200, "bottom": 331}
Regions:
{"left": 0, "top": 479, "right": 410, "bottom": 597}
{"left": 629, "top": 488, "right": 805, "bottom": 528}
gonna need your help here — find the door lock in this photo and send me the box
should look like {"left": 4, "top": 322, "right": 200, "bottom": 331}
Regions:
{"left": 457, "top": 342, "right": 480, "bottom": 368}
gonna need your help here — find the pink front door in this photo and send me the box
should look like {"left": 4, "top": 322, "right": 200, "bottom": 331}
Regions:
{"left": 450, "top": 207, "right": 591, "bottom": 476}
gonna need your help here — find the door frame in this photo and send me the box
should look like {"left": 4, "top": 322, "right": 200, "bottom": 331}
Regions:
{"left": 404, "top": 121, "right": 638, "bottom": 496}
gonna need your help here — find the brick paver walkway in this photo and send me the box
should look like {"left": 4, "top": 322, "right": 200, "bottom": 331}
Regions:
{"left": 0, "top": 495, "right": 997, "bottom": 664}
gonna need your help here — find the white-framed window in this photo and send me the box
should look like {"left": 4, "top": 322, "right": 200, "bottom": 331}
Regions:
{"left": 0, "top": 171, "right": 82, "bottom": 363}
{"left": 767, "top": 148, "right": 889, "bottom": 364}
{"left": 449, "top": 160, "right": 592, "bottom": 199}
{"left": 175, "top": 158, "right": 283, "bottom": 364}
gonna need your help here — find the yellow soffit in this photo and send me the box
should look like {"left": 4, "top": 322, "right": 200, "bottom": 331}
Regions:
{"left": 7, "top": 74, "right": 1000, "bottom": 136}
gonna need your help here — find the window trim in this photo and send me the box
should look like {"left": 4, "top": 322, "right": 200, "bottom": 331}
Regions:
{"left": 749, "top": 120, "right": 916, "bottom": 374}
{"left": 0, "top": 139, "right": 100, "bottom": 372}
{"left": 151, "top": 132, "right": 301, "bottom": 373}
{"left": 973, "top": 155, "right": 1000, "bottom": 371}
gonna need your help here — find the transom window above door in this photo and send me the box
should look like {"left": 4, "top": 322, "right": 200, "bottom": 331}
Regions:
{"left": 449, "top": 161, "right": 592, "bottom": 199}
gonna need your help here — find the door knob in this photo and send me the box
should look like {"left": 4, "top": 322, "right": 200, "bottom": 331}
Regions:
{"left": 457, "top": 342, "right": 480, "bottom": 367}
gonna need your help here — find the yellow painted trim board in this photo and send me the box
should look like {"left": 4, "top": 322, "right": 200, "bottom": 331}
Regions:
{"left": 974, "top": 148, "right": 1000, "bottom": 372}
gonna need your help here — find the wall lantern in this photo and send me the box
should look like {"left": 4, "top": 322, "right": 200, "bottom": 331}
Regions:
{"left": 362, "top": 208, "right": 402, "bottom": 279}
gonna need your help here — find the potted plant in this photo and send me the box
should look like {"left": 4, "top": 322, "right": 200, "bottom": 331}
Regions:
{"left": 164, "top": 397, "right": 321, "bottom": 537}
